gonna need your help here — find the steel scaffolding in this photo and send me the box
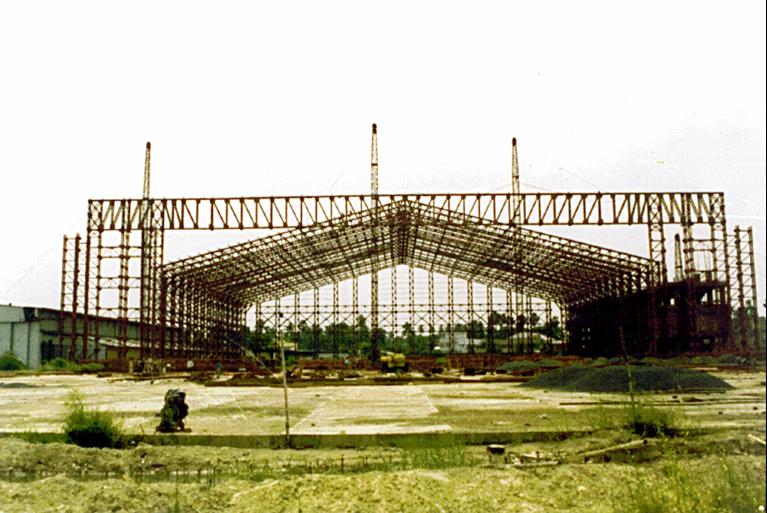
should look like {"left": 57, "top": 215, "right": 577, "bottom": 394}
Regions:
{"left": 58, "top": 148, "right": 758, "bottom": 362}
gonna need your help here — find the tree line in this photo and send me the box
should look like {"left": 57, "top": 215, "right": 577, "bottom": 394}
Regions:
{"left": 245, "top": 311, "right": 562, "bottom": 357}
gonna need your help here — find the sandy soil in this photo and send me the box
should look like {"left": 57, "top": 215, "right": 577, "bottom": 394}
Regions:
{"left": 0, "top": 453, "right": 763, "bottom": 513}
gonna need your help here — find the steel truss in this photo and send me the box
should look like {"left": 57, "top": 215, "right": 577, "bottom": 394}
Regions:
{"left": 59, "top": 191, "right": 757, "bottom": 362}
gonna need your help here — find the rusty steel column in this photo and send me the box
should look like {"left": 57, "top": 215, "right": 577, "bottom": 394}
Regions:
{"left": 746, "top": 228, "right": 760, "bottom": 352}
{"left": 116, "top": 206, "right": 131, "bottom": 359}
{"left": 93, "top": 230, "right": 103, "bottom": 360}
{"left": 646, "top": 193, "right": 667, "bottom": 355}
{"left": 313, "top": 287, "right": 320, "bottom": 358}
{"left": 545, "top": 300, "right": 553, "bottom": 353}
{"left": 467, "top": 280, "right": 474, "bottom": 353}
{"left": 370, "top": 123, "right": 380, "bottom": 363}
{"left": 69, "top": 234, "right": 81, "bottom": 360}
{"left": 486, "top": 285, "right": 494, "bottom": 354}
{"left": 293, "top": 293, "right": 299, "bottom": 356}
{"left": 81, "top": 232, "right": 94, "bottom": 360}
{"left": 352, "top": 277, "right": 359, "bottom": 354}
{"left": 391, "top": 267, "right": 398, "bottom": 352}
{"left": 525, "top": 295, "right": 534, "bottom": 354}
{"left": 58, "top": 236, "right": 69, "bottom": 358}
{"left": 408, "top": 266, "right": 416, "bottom": 353}
{"left": 447, "top": 276, "right": 455, "bottom": 354}
{"left": 428, "top": 270, "right": 435, "bottom": 354}
{"left": 332, "top": 281, "right": 339, "bottom": 358}
{"left": 733, "top": 227, "right": 748, "bottom": 351}
{"left": 254, "top": 301, "right": 262, "bottom": 355}
{"left": 506, "top": 289, "right": 513, "bottom": 354}
{"left": 514, "top": 290, "right": 523, "bottom": 354}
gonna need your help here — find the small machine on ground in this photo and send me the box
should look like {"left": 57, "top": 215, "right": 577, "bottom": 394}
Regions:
{"left": 380, "top": 352, "right": 408, "bottom": 372}
{"left": 156, "top": 388, "right": 190, "bottom": 432}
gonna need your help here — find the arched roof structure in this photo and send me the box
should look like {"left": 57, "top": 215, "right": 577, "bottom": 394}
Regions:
{"left": 163, "top": 199, "right": 654, "bottom": 306}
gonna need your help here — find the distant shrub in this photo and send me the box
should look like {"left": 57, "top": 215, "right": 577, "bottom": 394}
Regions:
{"left": 496, "top": 360, "right": 540, "bottom": 374}
{"left": 715, "top": 353, "right": 744, "bottom": 365}
{"left": 538, "top": 358, "right": 565, "bottom": 368}
{"left": 79, "top": 363, "right": 105, "bottom": 373}
{"left": 42, "top": 358, "right": 104, "bottom": 373}
{"left": 42, "top": 357, "right": 75, "bottom": 371}
{"left": 62, "top": 389, "right": 123, "bottom": 448}
{"left": 691, "top": 355, "right": 718, "bottom": 366}
{"left": 629, "top": 404, "right": 682, "bottom": 437}
{"left": 0, "top": 351, "right": 26, "bottom": 371}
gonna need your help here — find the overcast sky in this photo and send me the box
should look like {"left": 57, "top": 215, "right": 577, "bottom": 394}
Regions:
{"left": 0, "top": 1, "right": 764, "bottom": 313}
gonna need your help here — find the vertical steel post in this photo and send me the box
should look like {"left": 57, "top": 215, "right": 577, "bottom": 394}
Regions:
{"left": 506, "top": 289, "right": 513, "bottom": 354}
{"left": 370, "top": 123, "right": 380, "bottom": 362}
{"left": 448, "top": 276, "right": 455, "bottom": 354}
{"left": 69, "top": 234, "right": 81, "bottom": 359}
{"left": 352, "top": 277, "right": 359, "bottom": 354}
{"left": 408, "top": 266, "right": 415, "bottom": 353}
{"left": 545, "top": 300, "right": 553, "bottom": 353}
{"left": 391, "top": 266, "right": 398, "bottom": 352}
{"left": 734, "top": 227, "right": 748, "bottom": 350}
{"left": 59, "top": 236, "right": 69, "bottom": 358}
{"left": 467, "top": 280, "right": 474, "bottom": 353}
{"left": 646, "top": 194, "right": 667, "bottom": 355}
{"left": 486, "top": 285, "right": 494, "bottom": 353}
{"left": 93, "top": 230, "right": 103, "bottom": 360}
{"left": 313, "top": 287, "right": 320, "bottom": 358}
{"left": 332, "top": 281, "right": 339, "bottom": 358}
{"left": 746, "top": 228, "right": 760, "bottom": 352}
{"left": 428, "top": 270, "right": 435, "bottom": 354}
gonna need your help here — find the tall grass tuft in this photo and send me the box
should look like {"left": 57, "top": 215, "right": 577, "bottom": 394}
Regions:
{"left": 616, "top": 456, "right": 766, "bottom": 513}
{"left": 62, "top": 389, "right": 123, "bottom": 448}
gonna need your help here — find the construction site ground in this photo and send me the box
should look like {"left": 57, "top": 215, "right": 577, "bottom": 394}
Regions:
{"left": 0, "top": 367, "right": 764, "bottom": 512}
{"left": 0, "top": 368, "right": 764, "bottom": 438}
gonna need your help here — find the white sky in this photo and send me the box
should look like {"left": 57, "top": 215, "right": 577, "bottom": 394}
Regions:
{"left": 0, "top": 1, "right": 765, "bottom": 313}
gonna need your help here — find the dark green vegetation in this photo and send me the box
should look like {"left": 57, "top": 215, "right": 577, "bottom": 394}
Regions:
{"left": 62, "top": 390, "right": 124, "bottom": 448}
{"left": 245, "top": 312, "right": 562, "bottom": 357}
{"left": 0, "top": 351, "right": 26, "bottom": 371}
{"left": 42, "top": 358, "right": 104, "bottom": 373}
{"left": 523, "top": 365, "right": 732, "bottom": 393}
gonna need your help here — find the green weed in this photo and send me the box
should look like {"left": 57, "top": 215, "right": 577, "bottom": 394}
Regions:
{"left": 62, "top": 389, "right": 123, "bottom": 448}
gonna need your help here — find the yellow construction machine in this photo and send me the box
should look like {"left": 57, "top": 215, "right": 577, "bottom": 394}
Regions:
{"left": 380, "top": 352, "right": 408, "bottom": 372}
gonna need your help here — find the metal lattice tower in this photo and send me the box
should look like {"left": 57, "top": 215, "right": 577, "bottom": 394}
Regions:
{"left": 370, "top": 123, "right": 380, "bottom": 360}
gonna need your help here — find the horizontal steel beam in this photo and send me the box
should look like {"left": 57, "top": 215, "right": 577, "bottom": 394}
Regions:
{"left": 89, "top": 192, "right": 725, "bottom": 230}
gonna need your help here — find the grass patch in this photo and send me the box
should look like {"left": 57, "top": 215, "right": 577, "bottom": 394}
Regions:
{"left": 62, "top": 389, "right": 124, "bottom": 448}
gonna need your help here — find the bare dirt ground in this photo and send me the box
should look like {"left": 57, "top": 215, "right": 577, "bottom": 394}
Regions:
{"left": 0, "top": 368, "right": 764, "bottom": 512}
{"left": 0, "top": 369, "right": 764, "bottom": 435}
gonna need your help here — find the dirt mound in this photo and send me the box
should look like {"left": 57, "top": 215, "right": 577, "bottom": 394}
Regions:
{"left": 522, "top": 365, "right": 732, "bottom": 393}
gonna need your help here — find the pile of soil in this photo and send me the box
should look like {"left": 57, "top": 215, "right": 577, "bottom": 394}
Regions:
{"left": 522, "top": 365, "right": 732, "bottom": 393}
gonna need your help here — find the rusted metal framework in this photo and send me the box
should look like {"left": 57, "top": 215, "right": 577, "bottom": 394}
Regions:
{"left": 59, "top": 178, "right": 759, "bottom": 361}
